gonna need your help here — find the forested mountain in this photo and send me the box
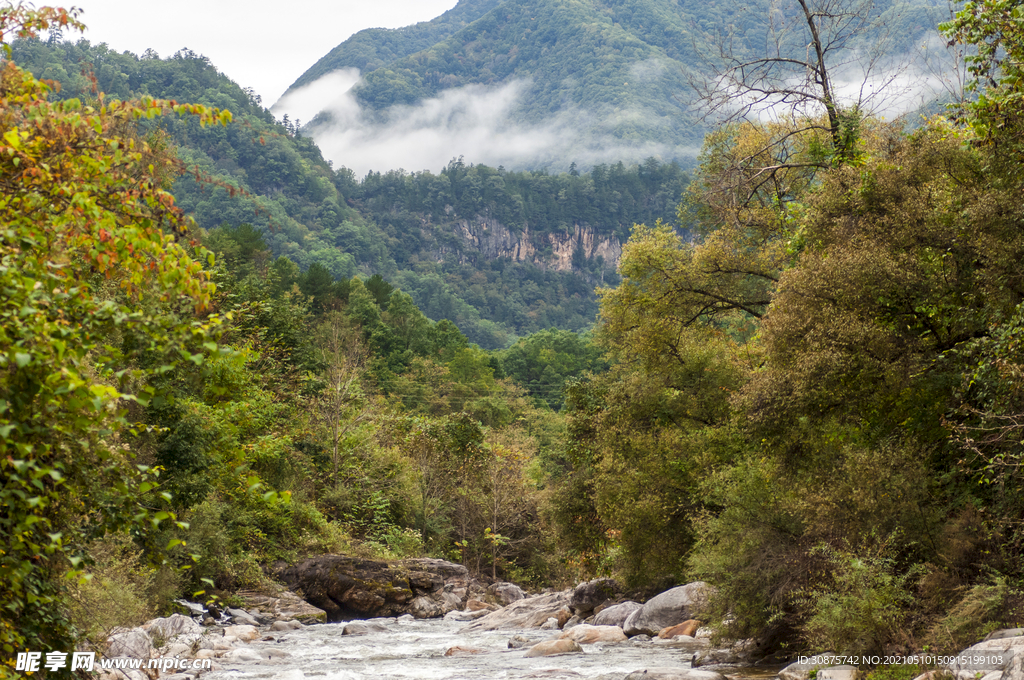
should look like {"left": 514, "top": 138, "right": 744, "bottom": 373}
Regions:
{"left": 10, "top": 38, "right": 687, "bottom": 348}
{"left": 289, "top": 0, "right": 948, "bottom": 166}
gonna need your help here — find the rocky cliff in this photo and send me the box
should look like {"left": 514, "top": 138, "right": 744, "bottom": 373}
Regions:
{"left": 431, "top": 217, "right": 622, "bottom": 274}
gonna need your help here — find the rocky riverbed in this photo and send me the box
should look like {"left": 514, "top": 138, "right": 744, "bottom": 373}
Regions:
{"left": 96, "top": 559, "right": 1024, "bottom": 680}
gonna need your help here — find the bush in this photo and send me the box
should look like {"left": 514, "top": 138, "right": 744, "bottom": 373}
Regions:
{"left": 798, "top": 543, "right": 919, "bottom": 656}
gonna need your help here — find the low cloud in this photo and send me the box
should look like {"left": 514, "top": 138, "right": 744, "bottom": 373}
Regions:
{"left": 273, "top": 73, "right": 691, "bottom": 176}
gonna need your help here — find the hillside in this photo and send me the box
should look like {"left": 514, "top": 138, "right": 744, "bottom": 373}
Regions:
{"left": 10, "top": 38, "right": 687, "bottom": 347}
{"left": 287, "top": 0, "right": 949, "bottom": 169}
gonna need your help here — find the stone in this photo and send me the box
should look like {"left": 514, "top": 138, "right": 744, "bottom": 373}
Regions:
{"left": 342, "top": 621, "right": 389, "bottom": 635}
{"left": 558, "top": 624, "right": 628, "bottom": 644}
{"left": 202, "top": 617, "right": 215, "bottom": 626}
{"left": 945, "top": 634, "right": 1024, "bottom": 680}
{"left": 524, "top": 639, "right": 583, "bottom": 657}
{"left": 631, "top": 634, "right": 653, "bottom": 643}
{"left": 162, "top": 642, "right": 191, "bottom": 657}
{"left": 146, "top": 614, "right": 203, "bottom": 642}
{"left": 986, "top": 628, "right": 1024, "bottom": 641}
{"left": 779, "top": 655, "right": 837, "bottom": 680}
{"left": 563, "top": 615, "right": 583, "bottom": 631}
{"left": 460, "top": 591, "right": 572, "bottom": 632}
{"left": 271, "top": 620, "right": 303, "bottom": 631}
{"left": 194, "top": 649, "right": 218, "bottom": 660}
{"left": 623, "top": 582, "right": 715, "bottom": 637}
{"left": 225, "top": 608, "right": 260, "bottom": 626}
{"left": 508, "top": 635, "right": 533, "bottom": 649}
{"left": 556, "top": 607, "right": 573, "bottom": 628}
{"left": 569, "top": 578, "right": 621, "bottom": 615}
{"left": 173, "top": 600, "right": 207, "bottom": 618}
{"left": 466, "top": 599, "right": 498, "bottom": 612}
{"left": 222, "top": 625, "right": 259, "bottom": 642}
{"left": 818, "top": 666, "right": 858, "bottom": 680}
{"left": 106, "top": 628, "right": 154, "bottom": 659}
{"left": 692, "top": 639, "right": 758, "bottom": 665}
{"left": 624, "top": 669, "right": 728, "bottom": 680}
{"left": 594, "top": 601, "right": 643, "bottom": 628}
{"left": 397, "top": 614, "right": 414, "bottom": 622}
{"left": 540, "top": 617, "right": 560, "bottom": 630}
{"left": 486, "top": 581, "right": 527, "bottom": 606}
{"left": 444, "top": 609, "right": 489, "bottom": 622}
{"left": 659, "top": 620, "right": 701, "bottom": 639}
{"left": 444, "top": 646, "right": 486, "bottom": 656}
{"left": 274, "top": 555, "right": 469, "bottom": 621}
{"left": 234, "top": 589, "right": 328, "bottom": 624}
{"left": 654, "top": 636, "right": 710, "bottom": 652}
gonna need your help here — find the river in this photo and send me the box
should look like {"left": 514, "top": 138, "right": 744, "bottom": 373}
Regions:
{"left": 204, "top": 616, "right": 782, "bottom": 680}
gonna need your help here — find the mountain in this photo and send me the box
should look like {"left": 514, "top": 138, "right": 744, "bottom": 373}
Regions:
{"left": 285, "top": 0, "right": 949, "bottom": 171}
{"left": 10, "top": 38, "right": 687, "bottom": 348}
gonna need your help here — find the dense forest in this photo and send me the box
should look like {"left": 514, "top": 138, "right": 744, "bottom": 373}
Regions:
{"left": 3, "top": 0, "right": 1024, "bottom": 673}
{"left": 11, "top": 36, "right": 690, "bottom": 348}
{"left": 292, "top": 0, "right": 948, "bottom": 163}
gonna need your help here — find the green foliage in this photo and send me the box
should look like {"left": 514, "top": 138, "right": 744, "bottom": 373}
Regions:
{"left": 797, "top": 544, "right": 920, "bottom": 656}
{"left": 500, "top": 328, "right": 607, "bottom": 409}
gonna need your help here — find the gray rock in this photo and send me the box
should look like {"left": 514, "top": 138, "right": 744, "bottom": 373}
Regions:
{"left": 107, "top": 628, "right": 154, "bottom": 659}
{"left": 225, "top": 608, "right": 260, "bottom": 626}
{"left": 486, "top": 582, "right": 527, "bottom": 606}
{"left": 570, "top": 578, "right": 621, "bottom": 615}
{"left": 692, "top": 639, "right": 758, "bottom": 665}
{"left": 146, "top": 614, "right": 203, "bottom": 641}
{"left": 508, "top": 634, "right": 533, "bottom": 649}
{"left": 342, "top": 621, "right": 389, "bottom": 635}
{"left": 986, "top": 629, "right": 1024, "bottom": 642}
{"left": 631, "top": 634, "right": 653, "bottom": 643}
{"left": 540, "top": 617, "right": 560, "bottom": 630}
{"left": 594, "top": 601, "right": 643, "bottom": 627}
{"left": 443, "top": 609, "right": 489, "bottom": 622}
{"left": 623, "top": 582, "right": 715, "bottom": 637}
{"left": 946, "top": 634, "right": 1024, "bottom": 680}
{"left": 460, "top": 591, "right": 572, "bottom": 632}
{"left": 818, "top": 666, "right": 858, "bottom": 680}
{"left": 779, "top": 655, "right": 837, "bottom": 680}
{"left": 563, "top": 615, "right": 584, "bottom": 631}
{"left": 173, "top": 600, "right": 207, "bottom": 618}
{"left": 233, "top": 589, "right": 327, "bottom": 624}
{"left": 409, "top": 595, "right": 445, "bottom": 619}
{"left": 559, "top": 624, "right": 629, "bottom": 644}
{"left": 270, "top": 620, "right": 303, "bottom": 631}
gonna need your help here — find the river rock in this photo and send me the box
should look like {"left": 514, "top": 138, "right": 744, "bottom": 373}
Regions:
{"left": 817, "top": 666, "right": 858, "bottom": 680}
{"left": 486, "top": 581, "right": 527, "bottom": 606}
{"left": 460, "top": 591, "right": 572, "bottom": 632}
{"left": 342, "top": 621, "right": 389, "bottom": 635}
{"left": 944, "top": 633, "right": 1024, "bottom": 680}
{"left": 563, "top": 614, "right": 583, "bottom": 630}
{"left": 540, "top": 617, "right": 560, "bottom": 630}
{"left": 107, "top": 628, "right": 154, "bottom": 659}
{"left": 235, "top": 589, "right": 327, "bottom": 624}
{"left": 223, "top": 625, "right": 260, "bottom": 642}
{"left": 271, "top": 620, "right": 303, "bottom": 631}
{"left": 779, "top": 655, "right": 837, "bottom": 680}
{"left": 659, "top": 620, "right": 701, "bottom": 638}
{"left": 623, "top": 582, "right": 715, "bottom": 637}
{"left": 444, "top": 646, "right": 486, "bottom": 656}
{"left": 467, "top": 599, "right": 498, "bottom": 612}
{"left": 653, "top": 636, "right": 709, "bottom": 652}
{"left": 594, "top": 601, "right": 642, "bottom": 627}
{"left": 625, "top": 669, "right": 728, "bottom": 680}
{"left": 225, "top": 608, "right": 260, "bottom": 626}
{"left": 274, "top": 555, "right": 469, "bottom": 621}
{"left": 145, "top": 614, "right": 203, "bottom": 641}
{"left": 569, "top": 578, "right": 621, "bottom": 615}
{"left": 524, "top": 639, "right": 584, "bottom": 657}
{"left": 559, "top": 624, "right": 628, "bottom": 644}
{"left": 173, "top": 599, "right": 207, "bottom": 618}
{"left": 444, "top": 609, "right": 490, "bottom": 621}
{"left": 508, "top": 634, "right": 533, "bottom": 649}
{"left": 692, "top": 638, "right": 758, "bottom": 665}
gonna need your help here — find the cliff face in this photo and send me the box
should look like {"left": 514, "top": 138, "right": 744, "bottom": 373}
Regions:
{"left": 430, "top": 216, "right": 622, "bottom": 273}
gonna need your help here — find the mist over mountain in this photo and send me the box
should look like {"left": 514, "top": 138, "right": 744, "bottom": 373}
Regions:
{"left": 276, "top": 0, "right": 951, "bottom": 174}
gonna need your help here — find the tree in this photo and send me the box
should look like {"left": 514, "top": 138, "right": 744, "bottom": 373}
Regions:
{"left": 693, "top": 0, "right": 906, "bottom": 176}
{"left": 0, "top": 7, "right": 231, "bottom": 657}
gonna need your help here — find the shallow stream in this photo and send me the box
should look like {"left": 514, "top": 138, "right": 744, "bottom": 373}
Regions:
{"left": 205, "top": 616, "right": 781, "bottom": 680}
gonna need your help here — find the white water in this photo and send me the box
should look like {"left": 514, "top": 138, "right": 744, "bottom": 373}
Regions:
{"left": 204, "top": 616, "right": 765, "bottom": 680}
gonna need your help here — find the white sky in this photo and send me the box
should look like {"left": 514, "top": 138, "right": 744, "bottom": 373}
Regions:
{"left": 64, "top": 0, "right": 459, "bottom": 106}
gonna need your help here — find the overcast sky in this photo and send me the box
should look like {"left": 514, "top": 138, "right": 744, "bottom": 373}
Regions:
{"left": 65, "top": 0, "right": 459, "bottom": 106}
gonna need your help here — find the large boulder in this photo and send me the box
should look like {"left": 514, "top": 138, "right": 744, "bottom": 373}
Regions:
{"left": 623, "top": 582, "right": 715, "bottom": 637}
{"left": 144, "top": 614, "right": 202, "bottom": 642}
{"left": 274, "top": 555, "right": 470, "bottom": 621}
{"left": 594, "top": 601, "right": 642, "bottom": 627}
{"left": 569, "top": 578, "right": 621, "bottom": 615}
{"left": 460, "top": 591, "right": 572, "bottom": 632}
{"left": 944, "top": 633, "right": 1024, "bottom": 680}
{"left": 486, "top": 582, "right": 526, "bottom": 606}
{"left": 106, "top": 629, "right": 154, "bottom": 659}
{"left": 524, "top": 639, "right": 583, "bottom": 657}
{"left": 558, "top": 624, "right": 628, "bottom": 644}
{"left": 235, "top": 589, "right": 327, "bottom": 624}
